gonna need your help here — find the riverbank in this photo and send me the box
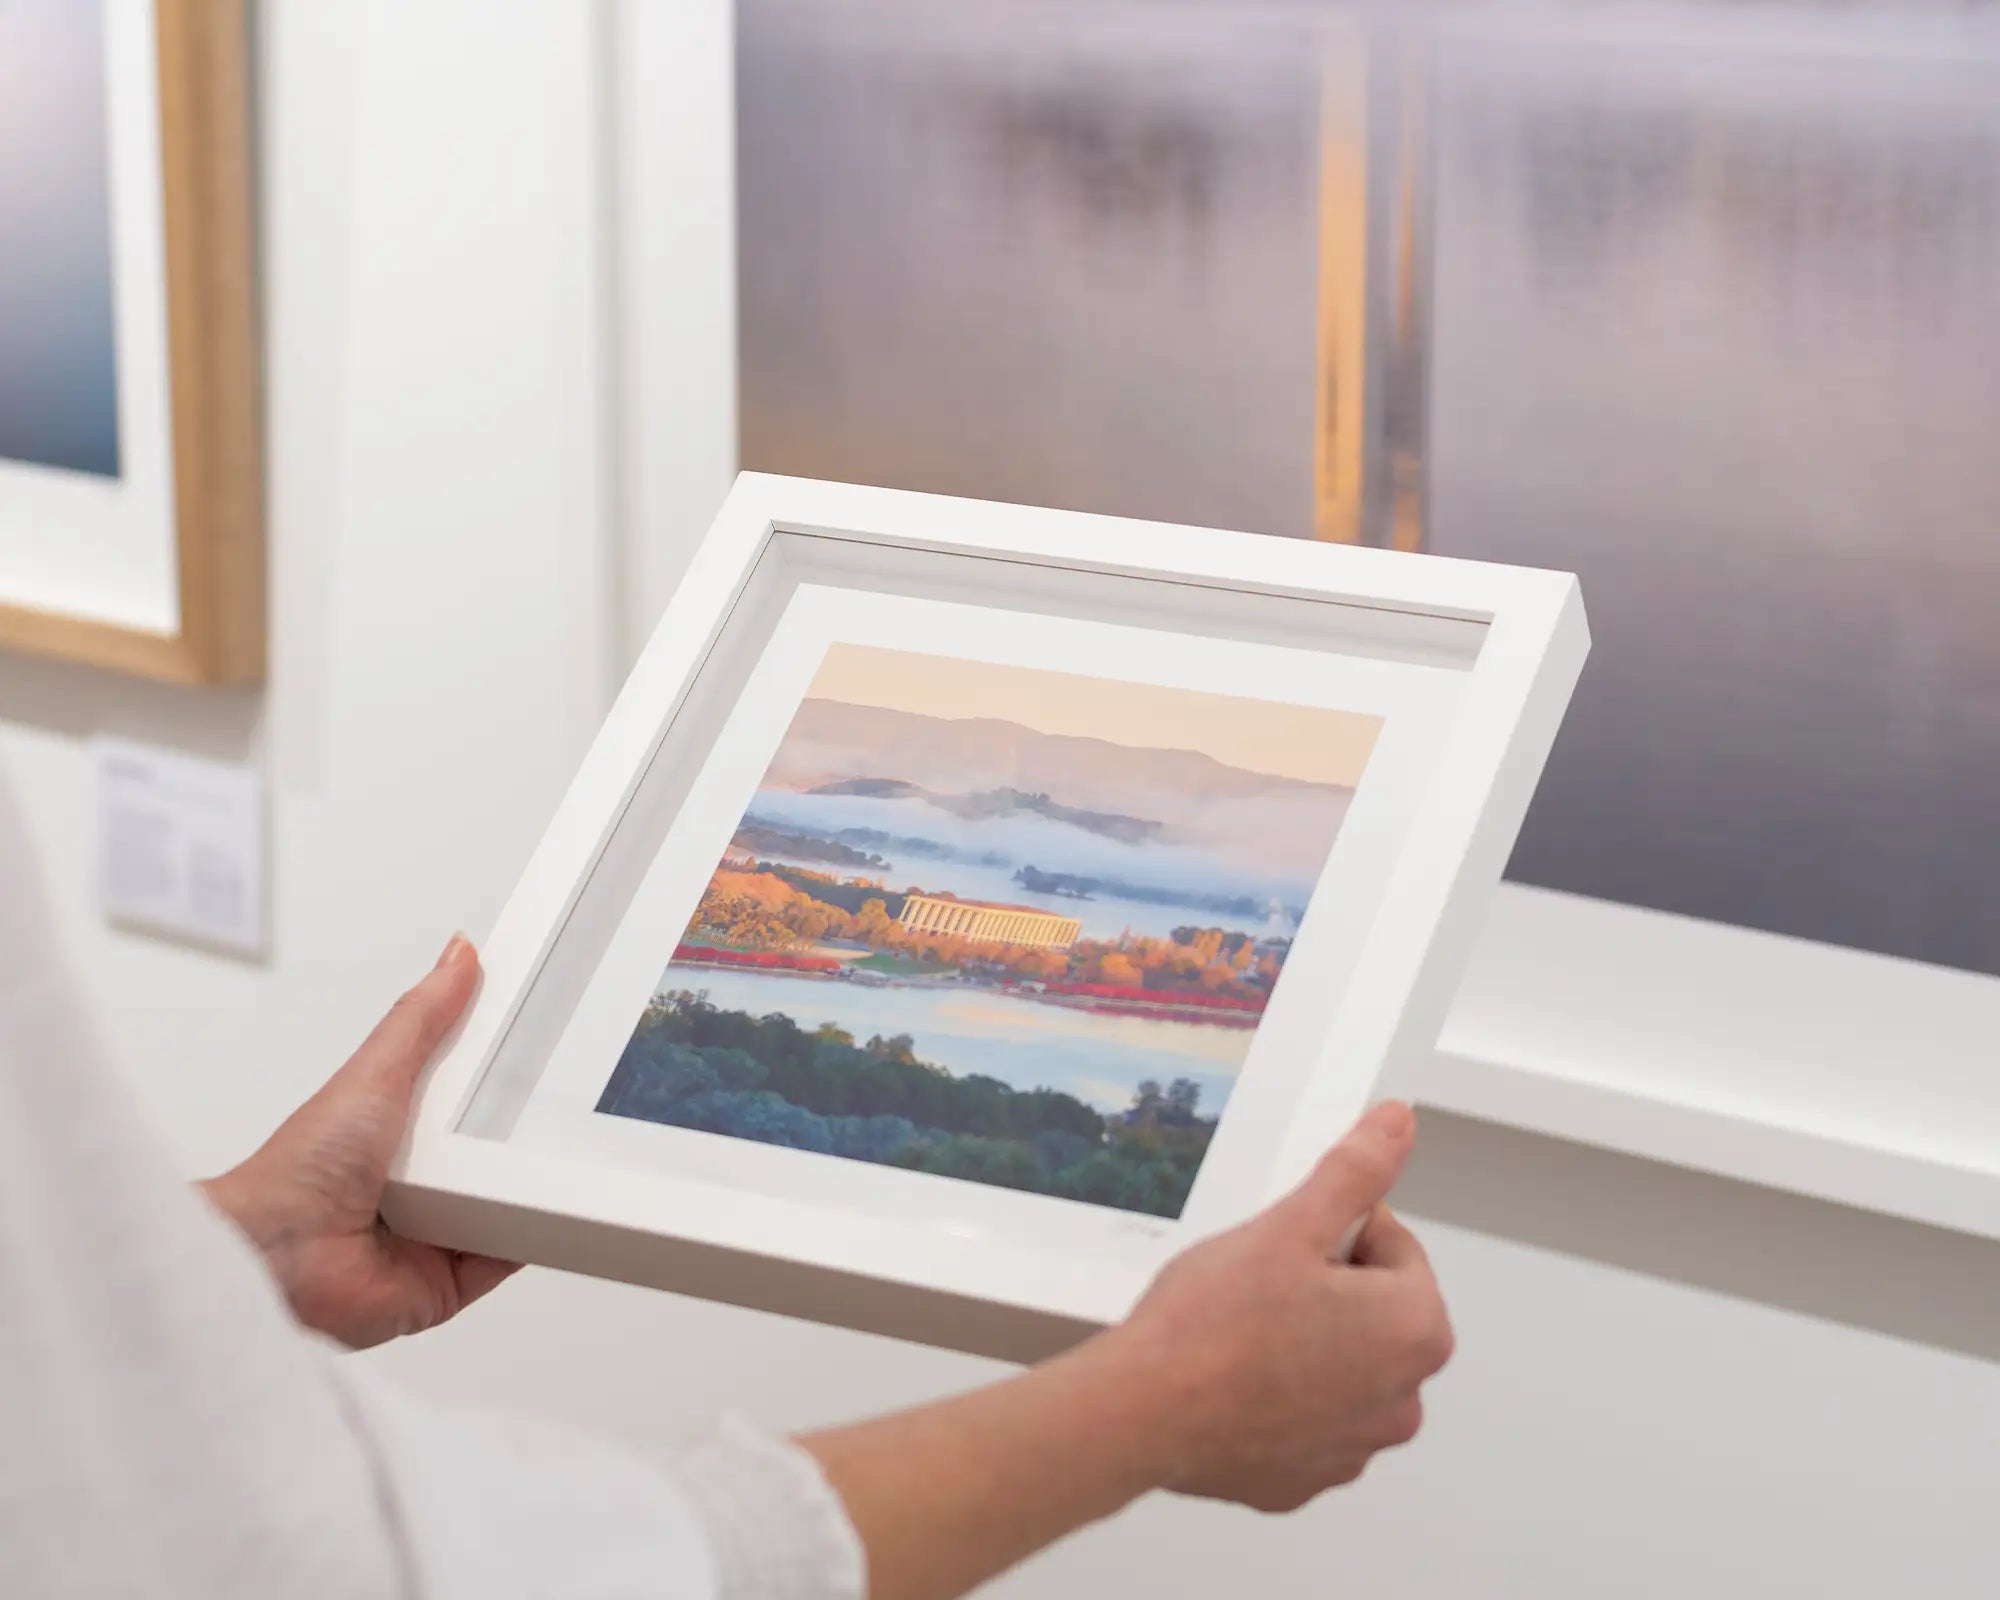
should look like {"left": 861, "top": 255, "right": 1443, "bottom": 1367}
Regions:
{"left": 642, "top": 962, "right": 1244, "bottom": 1121}
{"left": 671, "top": 943, "right": 1267, "bottom": 1030}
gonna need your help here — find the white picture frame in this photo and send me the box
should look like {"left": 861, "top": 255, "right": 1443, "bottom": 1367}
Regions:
{"left": 384, "top": 473, "right": 1587, "bottom": 1359}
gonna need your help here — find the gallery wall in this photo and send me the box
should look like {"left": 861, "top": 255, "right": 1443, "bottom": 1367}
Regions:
{"left": 0, "top": 3, "right": 1995, "bottom": 1596}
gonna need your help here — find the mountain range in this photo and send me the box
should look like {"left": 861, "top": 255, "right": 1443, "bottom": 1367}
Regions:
{"left": 761, "top": 699, "right": 1355, "bottom": 879}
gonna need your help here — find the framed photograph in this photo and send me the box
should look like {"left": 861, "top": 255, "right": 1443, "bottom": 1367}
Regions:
{"left": 0, "top": 0, "right": 261, "bottom": 684}
{"left": 385, "top": 474, "right": 1586, "bottom": 1358}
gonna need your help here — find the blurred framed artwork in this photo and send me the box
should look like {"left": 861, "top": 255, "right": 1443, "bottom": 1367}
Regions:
{"left": 738, "top": 0, "right": 1428, "bottom": 554}
{"left": 385, "top": 474, "right": 1587, "bottom": 1357}
{"left": 0, "top": 0, "right": 261, "bottom": 685}
{"left": 1418, "top": 5, "right": 2000, "bottom": 1231}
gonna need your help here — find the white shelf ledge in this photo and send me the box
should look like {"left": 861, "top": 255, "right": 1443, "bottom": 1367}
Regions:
{"left": 1420, "top": 884, "right": 2000, "bottom": 1243}
{"left": 1417, "top": 1049, "right": 2000, "bottom": 1243}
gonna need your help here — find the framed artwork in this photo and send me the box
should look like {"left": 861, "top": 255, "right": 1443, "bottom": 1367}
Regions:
{"left": 0, "top": 0, "right": 261, "bottom": 684}
{"left": 385, "top": 474, "right": 1587, "bottom": 1358}
{"left": 727, "top": 0, "right": 2000, "bottom": 1233}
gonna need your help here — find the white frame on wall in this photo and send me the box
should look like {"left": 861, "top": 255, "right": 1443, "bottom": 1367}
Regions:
{"left": 620, "top": 0, "right": 2000, "bottom": 1245}
{"left": 385, "top": 472, "right": 1587, "bottom": 1358}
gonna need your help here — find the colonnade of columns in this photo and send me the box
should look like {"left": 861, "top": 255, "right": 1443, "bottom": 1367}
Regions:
{"left": 896, "top": 894, "right": 1081, "bottom": 950}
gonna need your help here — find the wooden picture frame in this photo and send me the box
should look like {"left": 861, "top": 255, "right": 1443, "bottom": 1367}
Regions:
{"left": 0, "top": 0, "right": 262, "bottom": 685}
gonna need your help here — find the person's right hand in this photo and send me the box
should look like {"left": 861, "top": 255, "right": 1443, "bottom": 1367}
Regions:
{"left": 200, "top": 936, "right": 517, "bottom": 1349}
{"left": 1108, "top": 1099, "right": 1452, "bottom": 1511}
{"left": 801, "top": 1101, "right": 1450, "bottom": 1600}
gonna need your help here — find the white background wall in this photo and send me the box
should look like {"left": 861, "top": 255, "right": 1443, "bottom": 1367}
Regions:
{"left": 1, "top": 4, "right": 1996, "bottom": 1595}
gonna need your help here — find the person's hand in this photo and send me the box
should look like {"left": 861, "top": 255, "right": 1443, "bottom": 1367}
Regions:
{"left": 1100, "top": 1099, "right": 1451, "bottom": 1511}
{"left": 201, "top": 935, "right": 518, "bottom": 1348}
{"left": 801, "top": 1102, "right": 1451, "bottom": 1600}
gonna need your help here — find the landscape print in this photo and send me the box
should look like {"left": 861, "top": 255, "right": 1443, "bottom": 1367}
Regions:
{"left": 598, "top": 643, "right": 1381, "bottom": 1219}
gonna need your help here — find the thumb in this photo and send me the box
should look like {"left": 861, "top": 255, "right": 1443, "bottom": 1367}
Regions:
{"left": 1282, "top": 1101, "right": 1417, "bottom": 1254}
{"left": 340, "top": 934, "right": 481, "bottom": 1099}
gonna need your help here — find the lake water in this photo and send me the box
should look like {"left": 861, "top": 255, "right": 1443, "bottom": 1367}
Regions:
{"left": 654, "top": 963, "right": 1245, "bottom": 1121}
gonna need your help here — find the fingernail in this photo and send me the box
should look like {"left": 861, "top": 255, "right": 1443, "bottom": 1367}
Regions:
{"left": 1366, "top": 1101, "right": 1415, "bottom": 1139}
{"left": 436, "top": 932, "right": 470, "bottom": 970}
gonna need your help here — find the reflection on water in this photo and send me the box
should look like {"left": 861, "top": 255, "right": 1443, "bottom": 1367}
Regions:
{"left": 658, "top": 964, "right": 1243, "bottom": 1118}
{"left": 737, "top": 0, "right": 2000, "bottom": 975}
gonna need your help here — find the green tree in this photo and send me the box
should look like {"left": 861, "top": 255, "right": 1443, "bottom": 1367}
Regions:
{"left": 1165, "top": 1077, "right": 1203, "bottom": 1122}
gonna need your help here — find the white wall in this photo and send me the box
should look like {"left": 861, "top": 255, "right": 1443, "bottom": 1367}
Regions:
{"left": 1, "top": 4, "right": 1996, "bottom": 1596}
{"left": 2, "top": 0, "right": 611, "bottom": 1166}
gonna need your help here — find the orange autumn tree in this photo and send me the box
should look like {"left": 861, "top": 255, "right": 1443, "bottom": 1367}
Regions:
{"left": 1096, "top": 951, "right": 1144, "bottom": 986}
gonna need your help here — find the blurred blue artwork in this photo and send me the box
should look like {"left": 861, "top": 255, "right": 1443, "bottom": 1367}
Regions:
{"left": 0, "top": 0, "right": 121, "bottom": 480}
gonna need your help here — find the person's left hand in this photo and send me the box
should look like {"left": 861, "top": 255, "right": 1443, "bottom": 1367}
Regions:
{"left": 202, "top": 935, "right": 518, "bottom": 1348}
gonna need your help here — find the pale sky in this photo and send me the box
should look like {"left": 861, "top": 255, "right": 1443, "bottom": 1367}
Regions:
{"left": 804, "top": 642, "right": 1381, "bottom": 788}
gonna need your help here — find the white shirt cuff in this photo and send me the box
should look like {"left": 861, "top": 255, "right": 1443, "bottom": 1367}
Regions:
{"left": 666, "top": 1413, "right": 866, "bottom": 1600}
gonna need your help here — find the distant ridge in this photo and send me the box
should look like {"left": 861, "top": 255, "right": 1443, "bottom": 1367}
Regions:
{"left": 762, "top": 699, "right": 1355, "bottom": 879}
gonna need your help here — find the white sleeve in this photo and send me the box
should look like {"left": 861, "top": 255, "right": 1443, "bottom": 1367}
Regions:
{"left": 327, "top": 1365, "right": 865, "bottom": 1600}
{"left": 0, "top": 761, "right": 864, "bottom": 1600}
